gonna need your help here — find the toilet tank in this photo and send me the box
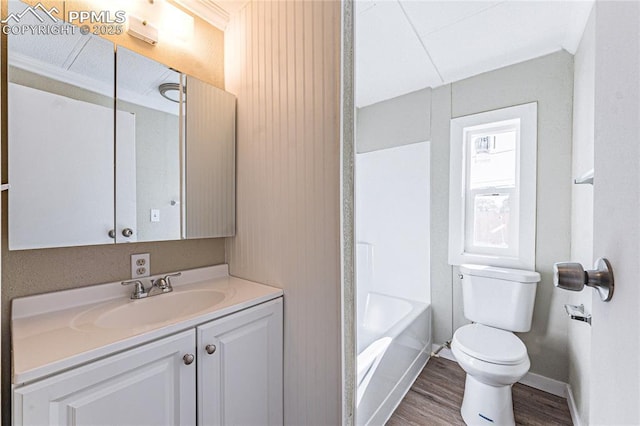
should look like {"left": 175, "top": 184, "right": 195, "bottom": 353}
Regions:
{"left": 460, "top": 264, "right": 541, "bottom": 332}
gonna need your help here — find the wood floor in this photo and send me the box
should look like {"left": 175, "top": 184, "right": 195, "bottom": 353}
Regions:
{"left": 387, "top": 357, "right": 573, "bottom": 426}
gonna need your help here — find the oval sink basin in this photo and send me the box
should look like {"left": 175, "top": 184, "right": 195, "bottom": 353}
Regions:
{"left": 73, "top": 289, "right": 226, "bottom": 330}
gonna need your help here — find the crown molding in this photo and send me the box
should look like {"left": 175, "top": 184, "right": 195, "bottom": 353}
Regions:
{"left": 173, "top": 0, "right": 247, "bottom": 31}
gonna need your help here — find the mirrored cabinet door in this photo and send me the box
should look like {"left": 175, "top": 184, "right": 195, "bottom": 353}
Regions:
{"left": 8, "top": 5, "right": 115, "bottom": 250}
{"left": 115, "top": 47, "right": 183, "bottom": 243}
{"left": 7, "top": 6, "right": 237, "bottom": 251}
{"left": 185, "top": 76, "right": 236, "bottom": 239}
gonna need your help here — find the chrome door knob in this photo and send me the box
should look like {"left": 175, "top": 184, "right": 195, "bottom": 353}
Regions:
{"left": 553, "top": 257, "right": 614, "bottom": 302}
{"left": 183, "top": 354, "right": 195, "bottom": 365}
{"left": 205, "top": 344, "right": 217, "bottom": 355}
{"left": 108, "top": 229, "right": 116, "bottom": 239}
{"left": 122, "top": 228, "right": 134, "bottom": 237}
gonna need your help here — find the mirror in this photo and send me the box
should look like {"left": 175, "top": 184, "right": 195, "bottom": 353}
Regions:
{"left": 8, "top": 5, "right": 115, "bottom": 250}
{"left": 7, "top": 7, "right": 236, "bottom": 250}
{"left": 184, "top": 75, "right": 236, "bottom": 239}
{"left": 116, "top": 47, "right": 183, "bottom": 243}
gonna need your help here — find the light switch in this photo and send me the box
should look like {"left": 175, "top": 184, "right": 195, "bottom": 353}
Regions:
{"left": 151, "top": 209, "right": 160, "bottom": 222}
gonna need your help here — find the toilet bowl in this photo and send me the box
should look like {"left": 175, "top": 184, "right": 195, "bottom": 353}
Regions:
{"left": 452, "top": 323, "right": 530, "bottom": 425}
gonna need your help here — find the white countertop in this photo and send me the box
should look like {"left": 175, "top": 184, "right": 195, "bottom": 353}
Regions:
{"left": 12, "top": 265, "right": 283, "bottom": 385}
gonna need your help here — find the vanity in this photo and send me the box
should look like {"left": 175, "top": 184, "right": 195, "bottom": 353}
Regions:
{"left": 11, "top": 265, "right": 284, "bottom": 425}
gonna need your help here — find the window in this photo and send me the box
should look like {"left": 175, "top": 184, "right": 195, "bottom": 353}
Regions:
{"left": 448, "top": 103, "right": 537, "bottom": 269}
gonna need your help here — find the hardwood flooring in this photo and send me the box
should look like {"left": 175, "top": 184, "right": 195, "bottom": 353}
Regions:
{"left": 387, "top": 357, "right": 573, "bottom": 426}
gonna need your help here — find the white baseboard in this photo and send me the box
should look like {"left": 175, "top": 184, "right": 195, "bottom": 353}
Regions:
{"left": 430, "top": 344, "right": 568, "bottom": 399}
{"left": 519, "top": 371, "right": 567, "bottom": 398}
{"left": 566, "top": 384, "right": 583, "bottom": 426}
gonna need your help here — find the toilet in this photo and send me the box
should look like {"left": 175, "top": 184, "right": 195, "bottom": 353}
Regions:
{"left": 451, "top": 264, "right": 541, "bottom": 426}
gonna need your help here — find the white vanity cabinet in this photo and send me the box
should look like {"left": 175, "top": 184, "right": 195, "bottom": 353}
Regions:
{"left": 13, "top": 295, "right": 284, "bottom": 426}
{"left": 13, "top": 330, "right": 197, "bottom": 426}
{"left": 198, "top": 298, "right": 283, "bottom": 425}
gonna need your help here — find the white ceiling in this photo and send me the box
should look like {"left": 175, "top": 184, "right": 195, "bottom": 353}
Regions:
{"left": 355, "top": 0, "right": 594, "bottom": 107}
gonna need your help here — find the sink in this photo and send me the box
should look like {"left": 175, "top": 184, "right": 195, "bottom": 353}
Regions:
{"left": 73, "top": 289, "right": 226, "bottom": 330}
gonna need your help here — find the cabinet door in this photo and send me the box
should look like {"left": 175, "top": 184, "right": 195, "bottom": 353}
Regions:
{"left": 14, "top": 330, "right": 196, "bottom": 426}
{"left": 198, "top": 298, "right": 283, "bottom": 426}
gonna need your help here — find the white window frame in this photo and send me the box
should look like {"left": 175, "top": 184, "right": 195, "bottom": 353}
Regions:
{"left": 448, "top": 102, "right": 537, "bottom": 270}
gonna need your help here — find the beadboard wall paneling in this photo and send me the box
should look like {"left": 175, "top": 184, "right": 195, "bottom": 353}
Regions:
{"left": 224, "top": 1, "right": 342, "bottom": 424}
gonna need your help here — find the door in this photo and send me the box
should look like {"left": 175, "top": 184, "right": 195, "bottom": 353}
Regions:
{"left": 13, "top": 330, "right": 196, "bottom": 426}
{"left": 197, "top": 298, "right": 283, "bottom": 426}
{"left": 590, "top": 2, "right": 640, "bottom": 424}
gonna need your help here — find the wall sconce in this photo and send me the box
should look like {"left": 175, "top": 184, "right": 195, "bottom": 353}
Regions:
{"left": 122, "top": 0, "right": 195, "bottom": 46}
{"left": 127, "top": 15, "right": 159, "bottom": 45}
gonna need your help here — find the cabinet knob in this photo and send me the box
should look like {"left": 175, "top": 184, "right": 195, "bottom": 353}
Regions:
{"left": 108, "top": 229, "right": 116, "bottom": 239}
{"left": 183, "top": 353, "right": 195, "bottom": 365}
{"left": 205, "top": 344, "right": 217, "bottom": 355}
{"left": 122, "top": 228, "right": 134, "bottom": 237}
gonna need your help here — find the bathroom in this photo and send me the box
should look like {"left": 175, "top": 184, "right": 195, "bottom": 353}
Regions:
{"left": 1, "top": 0, "right": 639, "bottom": 425}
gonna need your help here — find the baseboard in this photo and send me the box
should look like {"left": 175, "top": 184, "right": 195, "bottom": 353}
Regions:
{"left": 566, "top": 384, "right": 583, "bottom": 426}
{"left": 430, "top": 344, "right": 568, "bottom": 399}
{"left": 519, "top": 371, "right": 567, "bottom": 398}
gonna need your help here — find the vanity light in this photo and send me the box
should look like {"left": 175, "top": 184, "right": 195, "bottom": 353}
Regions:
{"left": 159, "top": 83, "right": 185, "bottom": 103}
{"left": 127, "top": 14, "right": 159, "bottom": 45}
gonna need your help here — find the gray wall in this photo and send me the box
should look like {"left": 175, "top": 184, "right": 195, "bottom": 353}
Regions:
{"left": 357, "top": 88, "right": 431, "bottom": 153}
{"left": 359, "top": 50, "right": 574, "bottom": 383}
{"left": 430, "top": 85, "right": 454, "bottom": 346}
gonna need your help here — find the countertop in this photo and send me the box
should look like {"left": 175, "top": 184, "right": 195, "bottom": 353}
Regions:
{"left": 12, "top": 265, "right": 283, "bottom": 385}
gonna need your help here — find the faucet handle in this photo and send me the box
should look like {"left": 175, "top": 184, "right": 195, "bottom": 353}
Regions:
{"left": 163, "top": 272, "right": 182, "bottom": 287}
{"left": 121, "top": 280, "right": 147, "bottom": 299}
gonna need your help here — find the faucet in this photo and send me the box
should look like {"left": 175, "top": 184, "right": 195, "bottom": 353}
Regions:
{"left": 148, "top": 272, "right": 182, "bottom": 297}
{"left": 121, "top": 272, "right": 182, "bottom": 300}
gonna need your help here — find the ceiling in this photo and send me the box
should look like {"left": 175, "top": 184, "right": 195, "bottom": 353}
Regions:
{"left": 355, "top": 0, "right": 594, "bottom": 108}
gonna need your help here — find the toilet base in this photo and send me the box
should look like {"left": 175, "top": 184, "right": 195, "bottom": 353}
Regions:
{"left": 460, "top": 374, "right": 515, "bottom": 426}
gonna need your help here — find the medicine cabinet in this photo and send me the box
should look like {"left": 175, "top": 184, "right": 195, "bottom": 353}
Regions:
{"left": 7, "top": 5, "right": 235, "bottom": 250}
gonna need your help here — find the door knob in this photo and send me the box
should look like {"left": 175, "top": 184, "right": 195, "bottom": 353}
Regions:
{"left": 122, "top": 228, "right": 134, "bottom": 237}
{"left": 553, "top": 257, "right": 614, "bottom": 301}
{"left": 183, "top": 353, "right": 195, "bottom": 365}
{"left": 205, "top": 344, "right": 217, "bottom": 355}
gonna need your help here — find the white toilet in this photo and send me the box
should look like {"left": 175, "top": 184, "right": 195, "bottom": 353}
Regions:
{"left": 451, "top": 264, "right": 541, "bottom": 426}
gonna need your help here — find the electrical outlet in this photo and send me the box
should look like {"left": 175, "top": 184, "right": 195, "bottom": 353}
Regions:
{"left": 131, "top": 253, "right": 150, "bottom": 278}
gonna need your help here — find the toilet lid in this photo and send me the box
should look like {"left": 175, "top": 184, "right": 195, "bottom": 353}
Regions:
{"left": 453, "top": 324, "right": 528, "bottom": 365}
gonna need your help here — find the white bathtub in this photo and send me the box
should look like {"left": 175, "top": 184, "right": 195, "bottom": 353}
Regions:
{"left": 356, "top": 292, "right": 431, "bottom": 425}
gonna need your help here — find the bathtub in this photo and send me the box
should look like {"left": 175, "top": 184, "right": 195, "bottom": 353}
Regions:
{"left": 356, "top": 292, "right": 431, "bottom": 425}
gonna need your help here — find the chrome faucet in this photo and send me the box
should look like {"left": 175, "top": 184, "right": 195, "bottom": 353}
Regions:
{"left": 121, "top": 272, "right": 182, "bottom": 300}
{"left": 121, "top": 279, "right": 147, "bottom": 299}
{"left": 148, "top": 272, "right": 182, "bottom": 297}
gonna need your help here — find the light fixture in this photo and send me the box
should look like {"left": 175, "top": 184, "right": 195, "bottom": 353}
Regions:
{"left": 127, "top": 14, "right": 159, "bottom": 45}
{"left": 159, "top": 83, "right": 185, "bottom": 103}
